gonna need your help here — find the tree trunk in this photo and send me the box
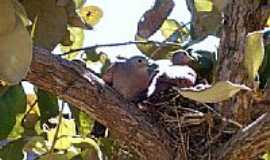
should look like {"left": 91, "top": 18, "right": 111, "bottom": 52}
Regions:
{"left": 216, "top": 0, "right": 270, "bottom": 124}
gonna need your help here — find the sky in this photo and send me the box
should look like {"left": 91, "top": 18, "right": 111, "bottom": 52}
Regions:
{"left": 83, "top": 0, "right": 191, "bottom": 61}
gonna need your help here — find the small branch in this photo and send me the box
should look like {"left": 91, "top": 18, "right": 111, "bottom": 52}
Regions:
{"left": 49, "top": 102, "right": 64, "bottom": 157}
{"left": 59, "top": 40, "right": 181, "bottom": 56}
{"left": 21, "top": 99, "right": 38, "bottom": 126}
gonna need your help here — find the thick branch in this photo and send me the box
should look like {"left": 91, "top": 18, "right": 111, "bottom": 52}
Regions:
{"left": 215, "top": 112, "right": 270, "bottom": 160}
{"left": 216, "top": 0, "right": 270, "bottom": 124}
{"left": 26, "top": 47, "right": 174, "bottom": 160}
{"left": 213, "top": 0, "right": 270, "bottom": 159}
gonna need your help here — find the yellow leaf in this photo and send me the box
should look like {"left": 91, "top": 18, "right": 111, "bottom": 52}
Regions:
{"left": 0, "top": 16, "right": 32, "bottom": 84}
{"left": 244, "top": 31, "right": 264, "bottom": 80}
{"left": 160, "top": 19, "right": 189, "bottom": 41}
{"left": 80, "top": 5, "right": 103, "bottom": 27}
{"left": 195, "top": 0, "right": 213, "bottom": 12}
{"left": 47, "top": 118, "right": 76, "bottom": 150}
{"left": 0, "top": 0, "right": 16, "bottom": 35}
{"left": 267, "top": 17, "right": 270, "bottom": 27}
{"left": 160, "top": 19, "right": 180, "bottom": 38}
{"left": 179, "top": 81, "right": 251, "bottom": 103}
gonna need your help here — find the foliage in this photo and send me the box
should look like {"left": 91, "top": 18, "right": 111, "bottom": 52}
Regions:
{"left": 0, "top": 0, "right": 270, "bottom": 159}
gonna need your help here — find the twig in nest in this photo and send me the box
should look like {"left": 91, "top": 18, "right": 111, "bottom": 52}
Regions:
{"left": 201, "top": 103, "right": 243, "bottom": 128}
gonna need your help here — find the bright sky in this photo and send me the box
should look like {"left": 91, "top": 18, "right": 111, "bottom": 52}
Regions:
{"left": 84, "top": 0, "right": 191, "bottom": 61}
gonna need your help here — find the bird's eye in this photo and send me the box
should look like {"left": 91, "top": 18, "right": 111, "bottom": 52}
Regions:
{"left": 137, "top": 59, "right": 143, "bottom": 63}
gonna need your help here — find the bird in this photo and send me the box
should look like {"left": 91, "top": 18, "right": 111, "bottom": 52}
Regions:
{"left": 91, "top": 56, "right": 156, "bottom": 138}
{"left": 136, "top": 55, "right": 196, "bottom": 105}
{"left": 171, "top": 49, "right": 214, "bottom": 82}
{"left": 171, "top": 50, "right": 193, "bottom": 66}
{"left": 102, "top": 56, "right": 157, "bottom": 102}
{"left": 147, "top": 61, "right": 197, "bottom": 99}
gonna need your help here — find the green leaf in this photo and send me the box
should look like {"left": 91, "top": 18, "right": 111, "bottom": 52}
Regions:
{"left": 98, "top": 138, "right": 115, "bottom": 159}
{"left": 160, "top": 19, "right": 189, "bottom": 42}
{"left": 38, "top": 153, "right": 68, "bottom": 160}
{"left": 259, "top": 44, "right": 270, "bottom": 88}
{"left": 0, "top": 85, "right": 26, "bottom": 139}
{"left": 7, "top": 113, "right": 25, "bottom": 139}
{"left": 60, "top": 27, "right": 85, "bottom": 60}
{"left": 262, "top": 151, "right": 270, "bottom": 160}
{"left": 179, "top": 81, "right": 251, "bottom": 103}
{"left": 194, "top": 0, "right": 213, "bottom": 12}
{"left": 70, "top": 106, "right": 94, "bottom": 137}
{"left": 37, "top": 89, "right": 59, "bottom": 125}
{"left": 85, "top": 48, "right": 100, "bottom": 62}
{"left": 24, "top": 136, "right": 48, "bottom": 155}
{"left": 73, "top": 0, "right": 86, "bottom": 9}
{"left": 78, "top": 112, "right": 94, "bottom": 137}
{"left": 47, "top": 118, "right": 76, "bottom": 150}
{"left": 0, "top": 138, "right": 26, "bottom": 160}
{"left": 244, "top": 31, "right": 265, "bottom": 80}
{"left": 186, "top": 49, "right": 216, "bottom": 80}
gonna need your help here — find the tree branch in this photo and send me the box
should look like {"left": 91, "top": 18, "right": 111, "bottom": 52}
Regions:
{"left": 26, "top": 47, "right": 174, "bottom": 160}
{"left": 59, "top": 40, "right": 181, "bottom": 56}
{"left": 215, "top": 112, "right": 270, "bottom": 160}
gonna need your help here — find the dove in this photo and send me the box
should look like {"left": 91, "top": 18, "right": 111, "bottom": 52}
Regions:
{"left": 171, "top": 50, "right": 193, "bottom": 66}
{"left": 92, "top": 56, "right": 156, "bottom": 137}
{"left": 102, "top": 56, "right": 157, "bottom": 102}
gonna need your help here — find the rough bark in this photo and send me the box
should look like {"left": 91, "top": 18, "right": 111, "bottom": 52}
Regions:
{"left": 215, "top": 112, "right": 270, "bottom": 160}
{"left": 217, "top": 0, "right": 270, "bottom": 124}
{"left": 26, "top": 47, "right": 174, "bottom": 160}
{"left": 214, "top": 0, "right": 270, "bottom": 159}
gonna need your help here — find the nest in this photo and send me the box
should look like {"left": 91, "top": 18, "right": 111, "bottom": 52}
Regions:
{"left": 144, "top": 89, "right": 242, "bottom": 160}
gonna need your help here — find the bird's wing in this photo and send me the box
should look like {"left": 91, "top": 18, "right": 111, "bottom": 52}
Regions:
{"left": 102, "top": 64, "right": 115, "bottom": 85}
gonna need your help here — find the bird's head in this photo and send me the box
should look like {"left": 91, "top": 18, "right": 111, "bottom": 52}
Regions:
{"left": 127, "top": 56, "right": 149, "bottom": 68}
{"left": 171, "top": 50, "right": 194, "bottom": 65}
